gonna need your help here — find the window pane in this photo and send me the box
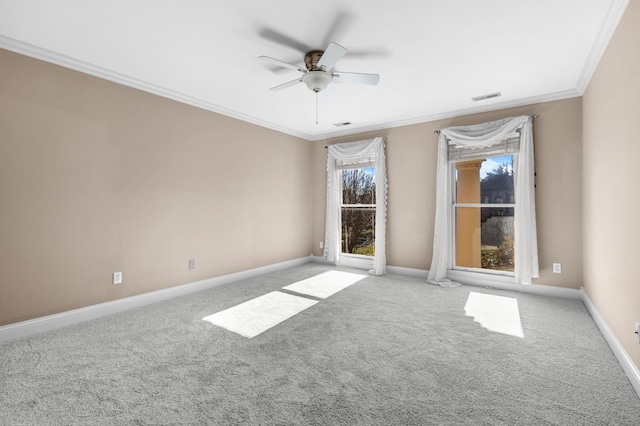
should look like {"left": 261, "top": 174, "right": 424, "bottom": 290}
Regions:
{"left": 341, "top": 167, "right": 376, "bottom": 257}
{"left": 455, "top": 206, "right": 482, "bottom": 268}
{"left": 341, "top": 208, "right": 375, "bottom": 256}
{"left": 342, "top": 167, "right": 376, "bottom": 205}
{"left": 480, "top": 207, "right": 514, "bottom": 271}
{"left": 455, "top": 207, "right": 514, "bottom": 272}
{"left": 480, "top": 155, "right": 514, "bottom": 204}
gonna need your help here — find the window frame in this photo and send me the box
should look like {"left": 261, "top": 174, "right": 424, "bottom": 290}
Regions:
{"left": 450, "top": 153, "right": 517, "bottom": 277}
{"left": 339, "top": 163, "right": 377, "bottom": 260}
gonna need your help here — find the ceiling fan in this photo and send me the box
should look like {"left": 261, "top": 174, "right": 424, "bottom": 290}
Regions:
{"left": 258, "top": 42, "right": 380, "bottom": 99}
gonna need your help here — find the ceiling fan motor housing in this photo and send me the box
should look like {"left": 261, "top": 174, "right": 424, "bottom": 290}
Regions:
{"left": 304, "top": 51, "right": 325, "bottom": 71}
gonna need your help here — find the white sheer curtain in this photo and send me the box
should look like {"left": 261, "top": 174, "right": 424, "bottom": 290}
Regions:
{"left": 324, "top": 137, "right": 387, "bottom": 275}
{"left": 427, "top": 116, "right": 539, "bottom": 286}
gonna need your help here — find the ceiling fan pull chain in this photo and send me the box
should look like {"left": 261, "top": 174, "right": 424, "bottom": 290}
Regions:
{"left": 316, "top": 90, "right": 319, "bottom": 125}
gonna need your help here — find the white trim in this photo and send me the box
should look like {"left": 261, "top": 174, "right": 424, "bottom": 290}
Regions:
{"left": 575, "top": 0, "right": 631, "bottom": 94}
{"left": 0, "top": 256, "right": 312, "bottom": 343}
{"left": 2, "top": 0, "right": 628, "bottom": 146}
{"left": 448, "top": 267, "right": 515, "bottom": 286}
{"left": 582, "top": 289, "right": 640, "bottom": 399}
{"left": 0, "top": 35, "right": 311, "bottom": 142}
{"left": 310, "top": 255, "right": 332, "bottom": 265}
{"left": 311, "top": 256, "right": 333, "bottom": 265}
{"left": 0, "top": 34, "right": 594, "bottom": 143}
{"left": 446, "top": 269, "right": 582, "bottom": 299}
{"left": 304, "top": 89, "right": 582, "bottom": 141}
{"left": 386, "top": 265, "right": 429, "bottom": 279}
{"left": 384, "top": 265, "right": 582, "bottom": 300}
{"left": 339, "top": 253, "right": 374, "bottom": 271}
{"left": 453, "top": 266, "right": 515, "bottom": 278}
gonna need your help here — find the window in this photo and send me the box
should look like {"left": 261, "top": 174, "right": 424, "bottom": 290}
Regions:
{"left": 453, "top": 155, "right": 515, "bottom": 273}
{"left": 428, "top": 116, "right": 538, "bottom": 286}
{"left": 324, "top": 136, "right": 387, "bottom": 275}
{"left": 341, "top": 167, "right": 376, "bottom": 256}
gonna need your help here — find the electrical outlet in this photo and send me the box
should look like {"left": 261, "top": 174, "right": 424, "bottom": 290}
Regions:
{"left": 552, "top": 263, "right": 562, "bottom": 274}
{"left": 113, "top": 272, "right": 122, "bottom": 285}
{"left": 636, "top": 323, "right": 640, "bottom": 344}
{"left": 319, "top": 241, "right": 324, "bottom": 249}
{"left": 189, "top": 259, "right": 195, "bottom": 270}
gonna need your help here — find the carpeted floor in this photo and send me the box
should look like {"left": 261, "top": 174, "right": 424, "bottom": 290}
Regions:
{"left": 1, "top": 263, "right": 639, "bottom": 425}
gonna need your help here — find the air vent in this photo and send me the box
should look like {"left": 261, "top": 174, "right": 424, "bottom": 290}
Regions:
{"left": 333, "top": 122, "right": 352, "bottom": 127}
{"left": 471, "top": 92, "right": 502, "bottom": 102}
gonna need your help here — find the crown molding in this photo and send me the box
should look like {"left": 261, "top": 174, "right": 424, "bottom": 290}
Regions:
{"left": 1, "top": 0, "right": 628, "bottom": 145}
{"left": 310, "top": 89, "right": 582, "bottom": 142}
{"left": 575, "top": 0, "right": 630, "bottom": 94}
{"left": 0, "top": 35, "right": 585, "bottom": 143}
{"left": 0, "top": 35, "right": 312, "bottom": 141}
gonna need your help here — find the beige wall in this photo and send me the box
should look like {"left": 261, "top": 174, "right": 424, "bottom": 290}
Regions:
{"left": 0, "top": 49, "right": 312, "bottom": 326}
{"left": 583, "top": 1, "right": 640, "bottom": 370}
{"left": 312, "top": 97, "right": 584, "bottom": 289}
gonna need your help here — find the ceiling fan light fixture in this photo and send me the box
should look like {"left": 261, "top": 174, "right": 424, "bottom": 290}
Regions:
{"left": 301, "top": 71, "right": 332, "bottom": 92}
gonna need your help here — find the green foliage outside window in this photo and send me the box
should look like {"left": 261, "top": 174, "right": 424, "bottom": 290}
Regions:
{"left": 481, "top": 236, "right": 514, "bottom": 271}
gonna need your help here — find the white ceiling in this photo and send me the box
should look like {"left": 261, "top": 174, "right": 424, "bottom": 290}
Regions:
{"left": 0, "top": 0, "right": 629, "bottom": 141}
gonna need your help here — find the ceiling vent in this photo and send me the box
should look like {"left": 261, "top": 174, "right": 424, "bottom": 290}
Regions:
{"left": 471, "top": 92, "right": 502, "bottom": 102}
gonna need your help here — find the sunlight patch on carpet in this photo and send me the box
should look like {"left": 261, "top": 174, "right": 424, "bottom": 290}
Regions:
{"left": 464, "top": 292, "right": 524, "bottom": 338}
{"left": 202, "top": 291, "right": 318, "bottom": 338}
{"left": 282, "top": 270, "right": 366, "bottom": 299}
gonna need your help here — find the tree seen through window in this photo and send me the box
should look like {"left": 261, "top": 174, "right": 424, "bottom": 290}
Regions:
{"left": 341, "top": 167, "right": 376, "bottom": 256}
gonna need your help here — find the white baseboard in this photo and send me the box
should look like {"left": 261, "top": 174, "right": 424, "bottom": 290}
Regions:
{"left": 582, "top": 289, "right": 640, "bottom": 399}
{"left": 338, "top": 254, "right": 374, "bottom": 271}
{"left": 385, "top": 267, "right": 583, "bottom": 300}
{"left": 447, "top": 269, "right": 582, "bottom": 299}
{"left": 310, "top": 255, "right": 331, "bottom": 265}
{"left": 0, "top": 256, "right": 313, "bottom": 344}
{"left": 386, "top": 265, "right": 429, "bottom": 279}
{"left": 4, "top": 257, "right": 638, "bottom": 401}
{"left": 310, "top": 255, "right": 374, "bottom": 272}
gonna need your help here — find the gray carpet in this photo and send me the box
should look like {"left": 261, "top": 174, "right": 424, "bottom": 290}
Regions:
{"left": 1, "top": 263, "right": 639, "bottom": 425}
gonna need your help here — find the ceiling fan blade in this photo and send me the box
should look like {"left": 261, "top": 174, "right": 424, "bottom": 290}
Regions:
{"left": 317, "top": 42, "right": 347, "bottom": 71}
{"left": 259, "top": 56, "right": 306, "bottom": 73}
{"left": 258, "top": 27, "right": 313, "bottom": 54}
{"left": 270, "top": 78, "right": 302, "bottom": 91}
{"left": 322, "top": 84, "right": 339, "bottom": 102}
{"left": 343, "top": 49, "right": 390, "bottom": 59}
{"left": 333, "top": 72, "right": 380, "bottom": 85}
{"left": 320, "top": 12, "right": 355, "bottom": 48}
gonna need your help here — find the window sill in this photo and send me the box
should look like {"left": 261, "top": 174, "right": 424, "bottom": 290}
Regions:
{"left": 452, "top": 266, "right": 514, "bottom": 278}
{"left": 339, "top": 253, "right": 374, "bottom": 271}
{"left": 446, "top": 269, "right": 516, "bottom": 289}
